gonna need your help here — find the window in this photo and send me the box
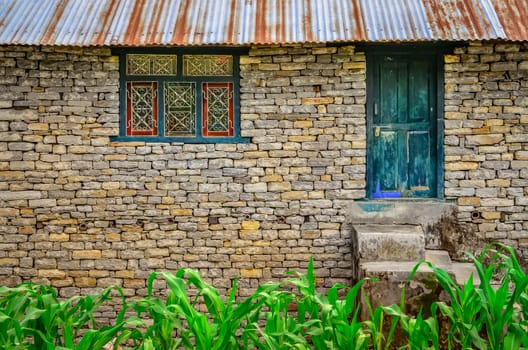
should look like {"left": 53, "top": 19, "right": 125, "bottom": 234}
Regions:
{"left": 115, "top": 49, "right": 243, "bottom": 143}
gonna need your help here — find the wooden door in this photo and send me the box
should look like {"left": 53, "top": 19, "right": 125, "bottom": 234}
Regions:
{"left": 368, "top": 54, "right": 437, "bottom": 198}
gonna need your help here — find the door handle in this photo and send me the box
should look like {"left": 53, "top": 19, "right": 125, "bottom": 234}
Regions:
{"left": 374, "top": 102, "right": 378, "bottom": 115}
{"left": 375, "top": 127, "right": 380, "bottom": 137}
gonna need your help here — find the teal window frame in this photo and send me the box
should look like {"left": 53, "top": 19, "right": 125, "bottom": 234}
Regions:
{"left": 112, "top": 47, "right": 247, "bottom": 143}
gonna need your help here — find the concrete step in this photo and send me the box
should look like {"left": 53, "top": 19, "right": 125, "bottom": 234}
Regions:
{"left": 354, "top": 224, "right": 425, "bottom": 262}
{"left": 358, "top": 251, "right": 480, "bottom": 316}
{"left": 424, "top": 249, "right": 452, "bottom": 268}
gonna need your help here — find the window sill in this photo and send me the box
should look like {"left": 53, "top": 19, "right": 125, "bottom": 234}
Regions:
{"left": 109, "top": 135, "right": 249, "bottom": 144}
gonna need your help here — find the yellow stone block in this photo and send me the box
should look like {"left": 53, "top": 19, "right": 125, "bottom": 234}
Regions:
{"left": 39, "top": 269, "right": 66, "bottom": 278}
{"left": 50, "top": 233, "right": 70, "bottom": 242}
{"left": 490, "top": 126, "right": 510, "bottom": 133}
{"left": 472, "top": 126, "right": 491, "bottom": 134}
{"left": 0, "top": 258, "right": 18, "bottom": 266}
{"left": 122, "top": 226, "right": 142, "bottom": 233}
{"left": 116, "top": 270, "right": 135, "bottom": 279}
{"left": 343, "top": 61, "right": 366, "bottom": 69}
{"left": 288, "top": 135, "right": 316, "bottom": 142}
{"left": 309, "top": 191, "right": 325, "bottom": 199}
{"left": 171, "top": 209, "right": 193, "bottom": 216}
{"left": 20, "top": 208, "right": 33, "bottom": 216}
{"left": 240, "top": 230, "right": 259, "bottom": 238}
{"left": 28, "top": 123, "right": 49, "bottom": 131}
{"left": 300, "top": 97, "right": 334, "bottom": 105}
{"left": 445, "top": 112, "right": 467, "bottom": 120}
{"left": 0, "top": 208, "right": 18, "bottom": 216}
{"left": 19, "top": 226, "right": 35, "bottom": 235}
{"left": 445, "top": 162, "right": 478, "bottom": 171}
{"left": 485, "top": 119, "right": 503, "bottom": 126}
{"left": 162, "top": 196, "right": 175, "bottom": 204}
{"left": 281, "top": 191, "right": 308, "bottom": 200}
{"left": 293, "top": 120, "right": 313, "bottom": 128}
{"left": 481, "top": 212, "right": 501, "bottom": 220}
{"left": 107, "top": 189, "right": 137, "bottom": 197}
{"left": 51, "top": 278, "right": 74, "bottom": 288}
{"left": 72, "top": 250, "right": 102, "bottom": 259}
{"left": 104, "top": 154, "right": 127, "bottom": 161}
{"left": 458, "top": 197, "right": 480, "bottom": 206}
{"left": 124, "top": 279, "right": 146, "bottom": 288}
{"left": 240, "top": 56, "right": 261, "bottom": 64}
{"left": 75, "top": 277, "right": 97, "bottom": 287}
{"left": 242, "top": 220, "right": 260, "bottom": 230}
{"left": 49, "top": 219, "right": 78, "bottom": 225}
{"left": 105, "top": 233, "right": 121, "bottom": 242}
{"left": 240, "top": 268, "right": 263, "bottom": 278}
{"left": 89, "top": 270, "right": 110, "bottom": 278}
{"left": 444, "top": 55, "right": 460, "bottom": 63}
{"left": 487, "top": 179, "right": 510, "bottom": 187}
{"left": 261, "top": 174, "right": 283, "bottom": 182}
{"left": 351, "top": 141, "right": 366, "bottom": 149}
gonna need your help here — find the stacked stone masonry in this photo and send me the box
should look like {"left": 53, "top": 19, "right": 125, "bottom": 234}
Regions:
{"left": 0, "top": 44, "right": 365, "bottom": 315}
{"left": 0, "top": 42, "right": 527, "bottom": 320}
{"left": 444, "top": 42, "right": 528, "bottom": 254}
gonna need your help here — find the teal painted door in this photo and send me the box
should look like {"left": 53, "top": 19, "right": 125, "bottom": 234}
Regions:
{"left": 368, "top": 54, "right": 437, "bottom": 198}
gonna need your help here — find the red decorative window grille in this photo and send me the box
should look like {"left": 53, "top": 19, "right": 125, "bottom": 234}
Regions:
{"left": 126, "top": 82, "right": 158, "bottom": 136}
{"left": 202, "top": 82, "right": 234, "bottom": 137}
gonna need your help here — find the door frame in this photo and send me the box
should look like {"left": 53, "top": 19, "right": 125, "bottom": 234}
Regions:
{"left": 365, "top": 44, "right": 449, "bottom": 199}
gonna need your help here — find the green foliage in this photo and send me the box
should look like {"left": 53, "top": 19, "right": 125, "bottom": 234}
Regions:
{"left": 0, "top": 282, "right": 131, "bottom": 350}
{"left": 0, "top": 243, "right": 527, "bottom": 349}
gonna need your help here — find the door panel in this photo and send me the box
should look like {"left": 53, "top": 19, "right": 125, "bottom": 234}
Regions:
{"left": 369, "top": 54, "right": 437, "bottom": 198}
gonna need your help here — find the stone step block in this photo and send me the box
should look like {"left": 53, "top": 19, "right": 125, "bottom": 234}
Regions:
{"left": 424, "top": 249, "right": 452, "bottom": 268}
{"left": 359, "top": 258, "right": 479, "bottom": 319}
{"left": 354, "top": 224, "right": 425, "bottom": 262}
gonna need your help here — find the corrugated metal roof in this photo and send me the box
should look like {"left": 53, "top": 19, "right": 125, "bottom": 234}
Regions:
{"left": 0, "top": 0, "right": 526, "bottom": 47}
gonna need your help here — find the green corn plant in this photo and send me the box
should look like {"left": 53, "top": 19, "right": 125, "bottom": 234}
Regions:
{"left": 408, "top": 258, "right": 486, "bottom": 349}
{"left": 285, "top": 258, "right": 370, "bottom": 349}
{"left": 416, "top": 261, "right": 487, "bottom": 349}
{"left": 470, "top": 244, "right": 528, "bottom": 350}
{"left": 382, "top": 303, "right": 439, "bottom": 350}
{"left": 128, "top": 269, "right": 282, "bottom": 350}
{"left": 0, "top": 282, "right": 131, "bottom": 350}
{"left": 362, "top": 300, "right": 398, "bottom": 350}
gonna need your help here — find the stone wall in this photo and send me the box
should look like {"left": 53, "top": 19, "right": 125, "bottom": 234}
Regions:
{"left": 1, "top": 41, "right": 528, "bottom": 319}
{"left": 444, "top": 42, "right": 528, "bottom": 256}
{"left": 0, "top": 44, "right": 366, "bottom": 310}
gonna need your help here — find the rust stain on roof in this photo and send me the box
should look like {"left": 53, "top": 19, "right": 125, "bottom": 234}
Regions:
{"left": 491, "top": 0, "right": 528, "bottom": 41}
{"left": 95, "top": 0, "right": 121, "bottom": 45}
{"left": 0, "top": 0, "right": 526, "bottom": 46}
{"left": 172, "top": 0, "right": 192, "bottom": 45}
{"left": 349, "top": 0, "right": 367, "bottom": 41}
{"left": 41, "top": 0, "right": 68, "bottom": 44}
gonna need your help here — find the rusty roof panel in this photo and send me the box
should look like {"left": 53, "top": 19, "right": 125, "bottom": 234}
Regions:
{"left": 0, "top": 0, "right": 526, "bottom": 46}
{"left": 490, "top": 0, "right": 528, "bottom": 41}
{"left": 360, "top": 0, "right": 433, "bottom": 41}
{"left": 422, "top": 0, "right": 505, "bottom": 40}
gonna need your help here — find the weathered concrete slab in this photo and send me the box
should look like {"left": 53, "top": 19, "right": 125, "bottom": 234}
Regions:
{"left": 359, "top": 253, "right": 479, "bottom": 319}
{"left": 348, "top": 200, "right": 456, "bottom": 226}
{"left": 424, "top": 249, "right": 452, "bottom": 268}
{"left": 354, "top": 224, "right": 425, "bottom": 262}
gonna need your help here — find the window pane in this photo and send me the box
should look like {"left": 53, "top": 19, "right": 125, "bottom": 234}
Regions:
{"left": 203, "top": 82, "right": 233, "bottom": 137}
{"left": 127, "top": 54, "right": 177, "bottom": 75}
{"left": 183, "top": 55, "right": 233, "bottom": 76}
{"left": 164, "top": 82, "right": 196, "bottom": 136}
{"left": 126, "top": 82, "right": 158, "bottom": 136}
